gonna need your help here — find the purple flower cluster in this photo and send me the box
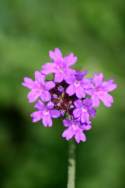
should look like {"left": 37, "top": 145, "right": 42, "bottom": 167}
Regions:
{"left": 22, "top": 48, "right": 117, "bottom": 143}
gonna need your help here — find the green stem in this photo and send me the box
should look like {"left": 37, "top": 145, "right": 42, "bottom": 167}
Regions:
{"left": 67, "top": 141, "right": 76, "bottom": 188}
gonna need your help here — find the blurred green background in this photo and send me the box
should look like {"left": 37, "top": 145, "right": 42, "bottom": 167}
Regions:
{"left": 0, "top": 0, "right": 125, "bottom": 188}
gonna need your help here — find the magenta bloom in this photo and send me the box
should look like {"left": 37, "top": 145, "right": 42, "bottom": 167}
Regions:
{"left": 22, "top": 71, "right": 55, "bottom": 103}
{"left": 23, "top": 48, "right": 117, "bottom": 143}
{"left": 89, "top": 73, "right": 117, "bottom": 107}
{"left": 62, "top": 119, "right": 86, "bottom": 143}
{"left": 31, "top": 100, "right": 60, "bottom": 127}
{"left": 66, "top": 71, "right": 92, "bottom": 98}
{"left": 42, "top": 48, "right": 77, "bottom": 83}
{"left": 73, "top": 99, "right": 96, "bottom": 123}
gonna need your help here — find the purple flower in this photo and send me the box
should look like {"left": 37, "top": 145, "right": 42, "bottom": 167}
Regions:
{"left": 66, "top": 70, "right": 92, "bottom": 98}
{"left": 89, "top": 73, "right": 117, "bottom": 107}
{"left": 62, "top": 119, "right": 86, "bottom": 143}
{"left": 23, "top": 48, "right": 117, "bottom": 143}
{"left": 73, "top": 99, "right": 96, "bottom": 123}
{"left": 42, "top": 48, "right": 77, "bottom": 83}
{"left": 31, "top": 100, "right": 60, "bottom": 127}
{"left": 22, "top": 71, "right": 55, "bottom": 103}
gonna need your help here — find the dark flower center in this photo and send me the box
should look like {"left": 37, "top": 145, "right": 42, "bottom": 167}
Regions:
{"left": 50, "top": 81, "right": 76, "bottom": 115}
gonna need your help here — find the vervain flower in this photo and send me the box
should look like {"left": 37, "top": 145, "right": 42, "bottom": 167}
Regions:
{"left": 22, "top": 48, "right": 117, "bottom": 143}
{"left": 62, "top": 119, "right": 87, "bottom": 143}
{"left": 73, "top": 99, "right": 96, "bottom": 123}
{"left": 66, "top": 71, "right": 92, "bottom": 98}
{"left": 88, "top": 73, "right": 117, "bottom": 107}
{"left": 42, "top": 48, "right": 77, "bottom": 83}
{"left": 31, "top": 100, "right": 60, "bottom": 127}
{"left": 22, "top": 71, "right": 55, "bottom": 102}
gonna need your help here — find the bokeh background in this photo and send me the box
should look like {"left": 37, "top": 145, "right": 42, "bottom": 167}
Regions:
{"left": 0, "top": 0, "right": 125, "bottom": 188}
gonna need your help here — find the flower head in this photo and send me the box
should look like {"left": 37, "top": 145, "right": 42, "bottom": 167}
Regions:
{"left": 23, "top": 48, "right": 117, "bottom": 143}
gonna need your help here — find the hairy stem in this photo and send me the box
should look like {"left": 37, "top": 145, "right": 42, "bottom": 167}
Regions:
{"left": 67, "top": 141, "right": 76, "bottom": 188}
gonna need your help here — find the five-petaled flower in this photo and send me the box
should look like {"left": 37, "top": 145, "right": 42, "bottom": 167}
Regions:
{"left": 88, "top": 73, "right": 117, "bottom": 107}
{"left": 42, "top": 48, "right": 77, "bottom": 83}
{"left": 23, "top": 48, "right": 117, "bottom": 143}
{"left": 73, "top": 99, "right": 96, "bottom": 123}
{"left": 62, "top": 119, "right": 87, "bottom": 143}
{"left": 31, "top": 100, "right": 60, "bottom": 127}
{"left": 66, "top": 71, "right": 92, "bottom": 98}
{"left": 22, "top": 71, "right": 55, "bottom": 102}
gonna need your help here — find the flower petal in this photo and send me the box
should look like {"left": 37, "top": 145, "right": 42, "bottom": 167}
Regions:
{"left": 35, "top": 71, "right": 45, "bottom": 83}
{"left": 73, "top": 109, "right": 81, "bottom": 118}
{"left": 42, "top": 115, "right": 52, "bottom": 127}
{"left": 42, "top": 63, "right": 56, "bottom": 74}
{"left": 66, "top": 84, "right": 75, "bottom": 96}
{"left": 46, "top": 81, "right": 55, "bottom": 90}
{"left": 63, "top": 119, "right": 71, "bottom": 127}
{"left": 51, "top": 110, "right": 60, "bottom": 118}
{"left": 22, "top": 77, "right": 34, "bottom": 89}
{"left": 91, "top": 94, "right": 100, "bottom": 107}
{"left": 40, "top": 91, "right": 51, "bottom": 102}
{"left": 93, "top": 73, "right": 104, "bottom": 87}
{"left": 34, "top": 100, "right": 45, "bottom": 110}
{"left": 27, "top": 90, "right": 40, "bottom": 103}
{"left": 76, "top": 86, "right": 85, "bottom": 98}
{"left": 74, "top": 99, "right": 83, "bottom": 108}
{"left": 82, "top": 122, "right": 92, "bottom": 131}
{"left": 64, "top": 53, "right": 77, "bottom": 66}
{"left": 62, "top": 127, "right": 74, "bottom": 140}
{"left": 102, "top": 80, "right": 117, "bottom": 92}
{"left": 81, "top": 112, "right": 90, "bottom": 123}
{"left": 99, "top": 92, "right": 113, "bottom": 107}
{"left": 75, "top": 131, "right": 86, "bottom": 143}
{"left": 31, "top": 111, "right": 42, "bottom": 122}
{"left": 54, "top": 73, "right": 64, "bottom": 83}
{"left": 49, "top": 48, "right": 62, "bottom": 61}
